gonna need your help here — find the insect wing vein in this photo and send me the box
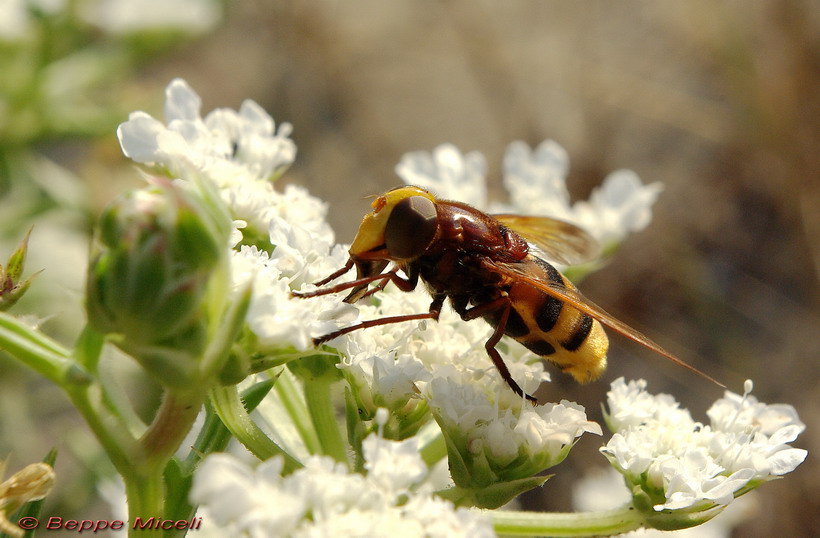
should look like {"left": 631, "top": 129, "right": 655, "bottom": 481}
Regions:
{"left": 492, "top": 214, "right": 600, "bottom": 265}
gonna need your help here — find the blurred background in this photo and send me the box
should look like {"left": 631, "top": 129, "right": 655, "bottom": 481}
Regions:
{"left": 1, "top": 1, "right": 817, "bottom": 536}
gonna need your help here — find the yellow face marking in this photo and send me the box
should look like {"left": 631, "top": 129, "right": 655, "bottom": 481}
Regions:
{"left": 349, "top": 186, "right": 436, "bottom": 258}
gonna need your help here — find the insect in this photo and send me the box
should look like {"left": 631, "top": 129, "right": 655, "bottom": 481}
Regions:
{"left": 293, "top": 185, "right": 723, "bottom": 403}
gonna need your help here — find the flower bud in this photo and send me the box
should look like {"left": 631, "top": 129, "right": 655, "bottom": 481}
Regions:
{"left": 1, "top": 461, "right": 55, "bottom": 538}
{"left": 86, "top": 180, "right": 227, "bottom": 386}
{"left": 0, "top": 229, "right": 37, "bottom": 311}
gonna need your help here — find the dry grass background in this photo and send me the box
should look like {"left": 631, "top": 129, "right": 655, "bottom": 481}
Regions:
{"left": 8, "top": 1, "right": 820, "bottom": 535}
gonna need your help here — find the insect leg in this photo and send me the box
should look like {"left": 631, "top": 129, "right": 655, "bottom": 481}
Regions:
{"left": 314, "top": 258, "right": 354, "bottom": 286}
{"left": 313, "top": 295, "right": 445, "bottom": 346}
{"left": 357, "top": 268, "right": 400, "bottom": 300}
{"left": 463, "top": 295, "right": 538, "bottom": 404}
{"left": 291, "top": 271, "right": 396, "bottom": 299}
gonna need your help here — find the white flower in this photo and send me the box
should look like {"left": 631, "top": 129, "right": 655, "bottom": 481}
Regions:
{"left": 396, "top": 144, "right": 487, "bottom": 208}
{"left": 81, "top": 0, "right": 221, "bottom": 34}
{"left": 118, "top": 78, "right": 296, "bottom": 185}
{"left": 190, "top": 454, "right": 308, "bottom": 537}
{"left": 340, "top": 351, "right": 430, "bottom": 411}
{"left": 706, "top": 384, "right": 807, "bottom": 478}
{"left": 571, "top": 170, "right": 663, "bottom": 245}
{"left": 572, "top": 466, "right": 756, "bottom": 538}
{"left": 362, "top": 435, "right": 428, "bottom": 496}
{"left": 654, "top": 451, "right": 754, "bottom": 511}
{"left": 221, "top": 179, "right": 335, "bottom": 256}
{"left": 0, "top": 0, "right": 32, "bottom": 40}
{"left": 397, "top": 141, "right": 662, "bottom": 247}
{"left": 514, "top": 400, "right": 602, "bottom": 455}
{"left": 428, "top": 376, "right": 600, "bottom": 477}
{"left": 190, "top": 437, "right": 494, "bottom": 537}
{"left": 706, "top": 382, "right": 805, "bottom": 437}
{"left": 601, "top": 377, "right": 807, "bottom": 513}
{"left": 231, "top": 245, "right": 355, "bottom": 352}
{"left": 605, "top": 378, "right": 695, "bottom": 431}
{"left": 502, "top": 139, "right": 572, "bottom": 220}
{"left": 221, "top": 179, "right": 351, "bottom": 353}
{"left": 336, "top": 285, "right": 551, "bottom": 419}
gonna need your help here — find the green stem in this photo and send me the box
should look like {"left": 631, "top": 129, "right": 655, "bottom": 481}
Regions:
{"left": 419, "top": 431, "right": 447, "bottom": 467}
{"left": 123, "top": 468, "right": 166, "bottom": 537}
{"left": 0, "top": 312, "right": 86, "bottom": 385}
{"left": 210, "top": 384, "right": 301, "bottom": 472}
{"left": 303, "top": 377, "right": 348, "bottom": 466}
{"left": 0, "top": 318, "right": 124, "bottom": 454}
{"left": 140, "top": 390, "right": 205, "bottom": 466}
{"left": 273, "top": 368, "right": 321, "bottom": 455}
{"left": 490, "top": 504, "right": 645, "bottom": 537}
{"left": 65, "top": 384, "right": 138, "bottom": 475}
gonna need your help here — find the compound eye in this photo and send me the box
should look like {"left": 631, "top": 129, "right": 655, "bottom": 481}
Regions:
{"left": 384, "top": 196, "right": 438, "bottom": 259}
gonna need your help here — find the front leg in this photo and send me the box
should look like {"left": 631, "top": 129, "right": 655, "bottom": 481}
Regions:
{"left": 291, "top": 265, "right": 418, "bottom": 301}
{"left": 344, "top": 266, "right": 419, "bottom": 303}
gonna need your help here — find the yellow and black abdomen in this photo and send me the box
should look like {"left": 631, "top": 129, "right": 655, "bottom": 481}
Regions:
{"left": 497, "top": 256, "right": 609, "bottom": 383}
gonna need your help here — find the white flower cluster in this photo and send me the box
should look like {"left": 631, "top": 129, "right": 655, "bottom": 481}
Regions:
{"left": 190, "top": 435, "right": 494, "bottom": 538}
{"left": 428, "top": 375, "right": 601, "bottom": 472}
{"left": 0, "top": 0, "right": 220, "bottom": 40}
{"left": 118, "top": 79, "right": 348, "bottom": 352}
{"left": 397, "top": 141, "right": 663, "bottom": 246}
{"left": 601, "top": 378, "right": 806, "bottom": 512}
{"left": 337, "top": 283, "right": 547, "bottom": 408}
{"left": 118, "top": 79, "right": 296, "bottom": 187}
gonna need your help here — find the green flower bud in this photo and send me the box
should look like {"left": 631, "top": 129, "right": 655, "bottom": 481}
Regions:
{"left": 0, "top": 229, "right": 38, "bottom": 311}
{"left": 86, "top": 180, "right": 227, "bottom": 387}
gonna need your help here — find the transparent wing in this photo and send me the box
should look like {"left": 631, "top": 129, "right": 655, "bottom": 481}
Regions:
{"left": 493, "top": 214, "right": 600, "bottom": 266}
{"left": 483, "top": 258, "right": 725, "bottom": 388}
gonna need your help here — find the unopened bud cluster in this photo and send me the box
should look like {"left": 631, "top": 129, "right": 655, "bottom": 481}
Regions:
{"left": 86, "top": 180, "right": 226, "bottom": 387}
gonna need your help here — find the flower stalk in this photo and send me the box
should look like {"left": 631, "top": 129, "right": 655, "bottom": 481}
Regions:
{"left": 490, "top": 505, "right": 645, "bottom": 537}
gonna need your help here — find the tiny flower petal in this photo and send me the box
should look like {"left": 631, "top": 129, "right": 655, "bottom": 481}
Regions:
{"left": 501, "top": 139, "right": 571, "bottom": 218}
{"left": 571, "top": 170, "right": 663, "bottom": 244}
{"left": 396, "top": 144, "right": 487, "bottom": 208}
{"left": 117, "top": 78, "right": 296, "bottom": 184}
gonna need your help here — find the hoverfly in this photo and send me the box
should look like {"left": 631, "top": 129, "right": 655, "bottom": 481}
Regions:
{"left": 293, "top": 186, "right": 723, "bottom": 403}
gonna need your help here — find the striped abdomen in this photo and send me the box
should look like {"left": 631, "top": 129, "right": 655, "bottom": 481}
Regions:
{"left": 486, "top": 256, "right": 609, "bottom": 383}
